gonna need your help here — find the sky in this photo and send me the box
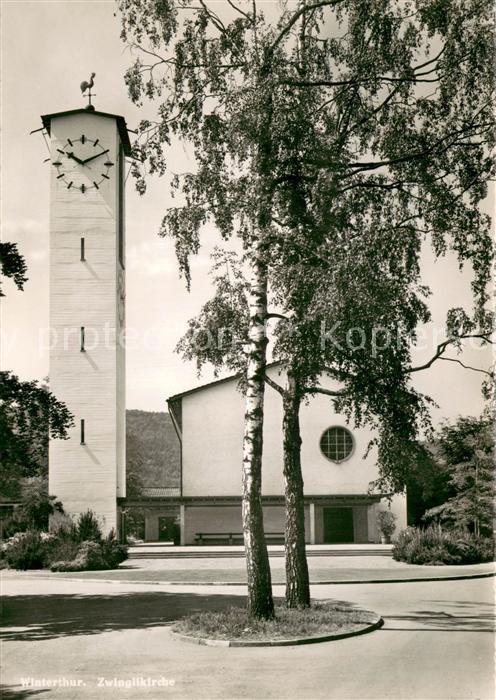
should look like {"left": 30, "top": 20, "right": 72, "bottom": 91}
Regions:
{"left": 0, "top": 0, "right": 493, "bottom": 420}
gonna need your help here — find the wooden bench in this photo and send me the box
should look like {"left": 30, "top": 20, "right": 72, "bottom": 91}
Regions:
{"left": 194, "top": 532, "right": 284, "bottom": 545}
{"left": 265, "top": 533, "right": 285, "bottom": 543}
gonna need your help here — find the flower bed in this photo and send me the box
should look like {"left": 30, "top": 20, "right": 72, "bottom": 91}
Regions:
{"left": 173, "top": 602, "right": 380, "bottom": 645}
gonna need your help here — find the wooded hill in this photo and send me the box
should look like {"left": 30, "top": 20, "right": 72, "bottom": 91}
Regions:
{"left": 126, "top": 410, "right": 180, "bottom": 487}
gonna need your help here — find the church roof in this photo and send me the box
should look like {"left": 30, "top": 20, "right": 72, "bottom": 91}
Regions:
{"left": 167, "top": 361, "right": 283, "bottom": 404}
{"left": 41, "top": 108, "right": 132, "bottom": 156}
{"left": 141, "top": 487, "right": 181, "bottom": 498}
{"left": 166, "top": 362, "right": 283, "bottom": 439}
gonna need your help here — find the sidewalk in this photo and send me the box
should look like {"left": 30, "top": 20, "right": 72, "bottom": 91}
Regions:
{"left": 128, "top": 543, "right": 394, "bottom": 558}
{"left": 3, "top": 555, "right": 494, "bottom": 586}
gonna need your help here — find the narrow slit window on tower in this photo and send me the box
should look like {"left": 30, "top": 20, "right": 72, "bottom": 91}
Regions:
{"left": 80, "top": 419, "right": 85, "bottom": 445}
{"left": 80, "top": 326, "right": 85, "bottom": 352}
{"left": 118, "top": 146, "right": 125, "bottom": 268}
{"left": 80, "top": 237, "right": 85, "bottom": 261}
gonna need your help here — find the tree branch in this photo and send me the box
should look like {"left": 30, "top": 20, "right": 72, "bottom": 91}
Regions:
{"left": 439, "top": 357, "right": 493, "bottom": 376}
{"left": 322, "top": 365, "right": 352, "bottom": 380}
{"left": 310, "top": 120, "right": 492, "bottom": 176}
{"left": 408, "top": 334, "right": 493, "bottom": 374}
{"left": 266, "top": 312, "right": 290, "bottom": 321}
{"left": 282, "top": 74, "right": 439, "bottom": 88}
{"left": 198, "top": 0, "right": 226, "bottom": 33}
{"left": 303, "top": 385, "right": 347, "bottom": 397}
{"left": 226, "top": 0, "right": 252, "bottom": 22}
{"left": 270, "top": 0, "right": 345, "bottom": 54}
{"left": 264, "top": 374, "right": 286, "bottom": 396}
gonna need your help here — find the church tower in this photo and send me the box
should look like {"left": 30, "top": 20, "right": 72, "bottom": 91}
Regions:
{"left": 43, "top": 98, "right": 131, "bottom": 535}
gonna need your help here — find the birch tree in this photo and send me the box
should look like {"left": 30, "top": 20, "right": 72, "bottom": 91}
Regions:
{"left": 119, "top": 0, "right": 494, "bottom": 612}
{"left": 118, "top": 0, "right": 291, "bottom": 619}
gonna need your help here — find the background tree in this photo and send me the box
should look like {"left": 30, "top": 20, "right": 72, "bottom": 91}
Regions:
{"left": 0, "top": 477, "right": 64, "bottom": 539}
{"left": 1, "top": 236, "right": 73, "bottom": 502}
{"left": 0, "top": 372, "right": 74, "bottom": 500}
{"left": 0, "top": 242, "right": 27, "bottom": 297}
{"left": 404, "top": 445, "right": 451, "bottom": 526}
{"left": 423, "top": 415, "right": 494, "bottom": 536}
{"left": 119, "top": 0, "right": 494, "bottom": 612}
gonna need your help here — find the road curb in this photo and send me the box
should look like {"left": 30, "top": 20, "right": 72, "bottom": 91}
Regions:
{"left": 171, "top": 614, "right": 384, "bottom": 647}
{"left": 134, "top": 571, "right": 496, "bottom": 586}
{"left": 5, "top": 571, "right": 494, "bottom": 586}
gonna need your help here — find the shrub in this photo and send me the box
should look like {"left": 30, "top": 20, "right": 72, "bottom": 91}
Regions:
{"left": 2, "top": 512, "right": 127, "bottom": 572}
{"left": 393, "top": 525, "right": 494, "bottom": 565}
{"left": 376, "top": 510, "right": 397, "bottom": 538}
{"left": 51, "top": 541, "right": 106, "bottom": 572}
{"left": 45, "top": 537, "right": 80, "bottom": 567}
{"left": 100, "top": 530, "right": 128, "bottom": 568}
{"left": 2, "top": 530, "right": 54, "bottom": 570}
{"left": 76, "top": 510, "right": 103, "bottom": 542}
{"left": 49, "top": 531, "right": 127, "bottom": 572}
{"left": 1, "top": 478, "right": 64, "bottom": 539}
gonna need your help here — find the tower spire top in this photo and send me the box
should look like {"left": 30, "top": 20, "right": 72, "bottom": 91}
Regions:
{"left": 80, "top": 72, "right": 96, "bottom": 111}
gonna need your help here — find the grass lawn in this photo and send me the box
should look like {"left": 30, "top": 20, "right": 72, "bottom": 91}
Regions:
{"left": 173, "top": 601, "right": 376, "bottom": 641}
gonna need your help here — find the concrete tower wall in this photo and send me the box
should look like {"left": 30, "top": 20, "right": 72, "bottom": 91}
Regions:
{"left": 48, "top": 112, "right": 125, "bottom": 534}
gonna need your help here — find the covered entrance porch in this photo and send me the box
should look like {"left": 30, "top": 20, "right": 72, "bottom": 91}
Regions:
{"left": 121, "top": 494, "right": 385, "bottom": 545}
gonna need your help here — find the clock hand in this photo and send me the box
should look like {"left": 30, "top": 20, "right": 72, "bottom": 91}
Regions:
{"left": 66, "top": 151, "right": 85, "bottom": 165}
{"left": 81, "top": 149, "right": 110, "bottom": 165}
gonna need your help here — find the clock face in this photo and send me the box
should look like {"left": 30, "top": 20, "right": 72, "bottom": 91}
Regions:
{"left": 52, "top": 134, "right": 115, "bottom": 193}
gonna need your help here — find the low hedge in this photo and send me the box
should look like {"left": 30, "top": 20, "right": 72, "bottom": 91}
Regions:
{"left": 2, "top": 531, "right": 55, "bottom": 571}
{"left": 392, "top": 525, "right": 494, "bottom": 565}
{"left": 2, "top": 524, "right": 128, "bottom": 572}
{"left": 51, "top": 541, "right": 107, "bottom": 572}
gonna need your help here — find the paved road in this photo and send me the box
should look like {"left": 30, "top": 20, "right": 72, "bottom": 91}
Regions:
{"left": 4, "top": 556, "right": 494, "bottom": 584}
{"left": 1, "top": 575, "right": 494, "bottom": 699}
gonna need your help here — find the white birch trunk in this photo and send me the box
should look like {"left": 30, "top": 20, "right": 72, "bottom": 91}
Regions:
{"left": 242, "top": 253, "right": 274, "bottom": 620}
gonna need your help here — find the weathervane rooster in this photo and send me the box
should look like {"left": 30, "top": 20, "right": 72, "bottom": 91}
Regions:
{"left": 80, "top": 72, "right": 96, "bottom": 110}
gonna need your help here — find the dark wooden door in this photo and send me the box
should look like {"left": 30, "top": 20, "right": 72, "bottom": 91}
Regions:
{"left": 323, "top": 507, "right": 354, "bottom": 543}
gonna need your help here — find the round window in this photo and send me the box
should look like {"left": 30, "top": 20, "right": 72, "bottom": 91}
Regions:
{"left": 320, "top": 426, "right": 354, "bottom": 463}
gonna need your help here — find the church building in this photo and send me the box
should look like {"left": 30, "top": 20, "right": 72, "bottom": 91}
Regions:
{"left": 42, "top": 96, "right": 406, "bottom": 545}
{"left": 132, "top": 364, "right": 406, "bottom": 545}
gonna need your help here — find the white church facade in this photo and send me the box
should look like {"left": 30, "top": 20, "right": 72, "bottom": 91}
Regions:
{"left": 156, "top": 364, "right": 407, "bottom": 545}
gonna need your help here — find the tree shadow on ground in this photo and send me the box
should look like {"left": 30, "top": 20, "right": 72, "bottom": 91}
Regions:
{"left": 383, "top": 600, "right": 495, "bottom": 632}
{"left": 1, "top": 591, "right": 360, "bottom": 642}
{"left": 0, "top": 685, "right": 50, "bottom": 699}
{"left": 1, "top": 591, "right": 248, "bottom": 641}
